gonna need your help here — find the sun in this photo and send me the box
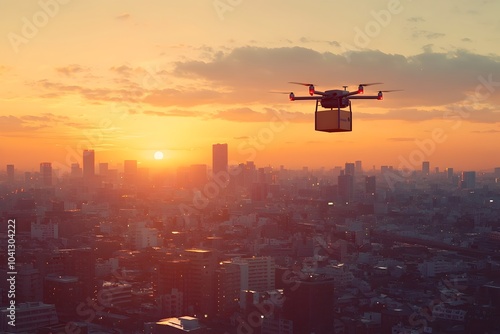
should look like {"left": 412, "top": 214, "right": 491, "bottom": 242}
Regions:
{"left": 154, "top": 151, "right": 164, "bottom": 160}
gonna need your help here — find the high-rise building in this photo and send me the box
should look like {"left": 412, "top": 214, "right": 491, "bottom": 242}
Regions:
{"left": 70, "top": 163, "right": 82, "bottom": 178}
{"left": 212, "top": 143, "right": 228, "bottom": 176}
{"left": 83, "top": 149, "right": 95, "bottom": 179}
{"left": 40, "top": 162, "right": 52, "bottom": 186}
{"left": 44, "top": 275, "right": 83, "bottom": 320}
{"left": 184, "top": 249, "right": 217, "bottom": 317}
{"left": 283, "top": 275, "right": 335, "bottom": 334}
{"left": 422, "top": 161, "right": 430, "bottom": 176}
{"left": 6, "top": 164, "right": 14, "bottom": 182}
{"left": 355, "top": 160, "right": 362, "bottom": 175}
{"left": 461, "top": 171, "right": 476, "bottom": 189}
{"left": 365, "top": 175, "right": 376, "bottom": 194}
{"left": 345, "top": 162, "right": 355, "bottom": 176}
{"left": 338, "top": 173, "right": 353, "bottom": 202}
{"left": 215, "top": 261, "right": 241, "bottom": 317}
{"left": 446, "top": 167, "right": 454, "bottom": 180}
{"left": 124, "top": 160, "right": 138, "bottom": 184}
{"left": 232, "top": 256, "right": 275, "bottom": 292}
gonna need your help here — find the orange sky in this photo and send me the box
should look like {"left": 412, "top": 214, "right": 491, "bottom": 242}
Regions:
{"left": 1, "top": 1, "right": 499, "bottom": 172}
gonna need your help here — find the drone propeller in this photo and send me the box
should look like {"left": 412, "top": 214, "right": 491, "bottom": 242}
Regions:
{"left": 288, "top": 82, "right": 316, "bottom": 86}
{"left": 378, "top": 90, "right": 403, "bottom": 93}
{"left": 359, "top": 82, "right": 383, "bottom": 87}
{"left": 289, "top": 82, "right": 316, "bottom": 96}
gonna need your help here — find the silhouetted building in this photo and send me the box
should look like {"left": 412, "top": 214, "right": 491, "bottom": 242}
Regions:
{"left": 365, "top": 175, "right": 376, "bottom": 194}
{"left": 212, "top": 143, "right": 228, "bottom": 176}
{"left": 184, "top": 249, "right": 216, "bottom": 317}
{"left": 83, "top": 149, "right": 95, "bottom": 179}
{"left": 422, "top": 161, "right": 430, "bottom": 176}
{"left": 345, "top": 162, "right": 355, "bottom": 176}
{"left": 44, "top": 275, "right": 83, "bottom": 321}
{"left": 338, "top": 173, "right": 353, "bottom": 202}
{"left": 40, "top": 162, "right": 52, "bottom": 186}
{"left": 71, "top": 163, "right": 82, "bottom": 178}
{"left": 6, "top": 164, "right": 14, "bottom": 182}
{"left": 99, "top": 162, "right": 109, "bottom": 176}
{"left": 461, "top": 171, "right": 476, "bottom": 189}
{"left": 355, "top": 160, "right": 362, "bottom": 175}
{"left": 283, "top": 275, "right": 335, "bottom": 334}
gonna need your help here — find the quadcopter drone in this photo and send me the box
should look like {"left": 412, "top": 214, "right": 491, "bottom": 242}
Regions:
{"left": 283, "top": 82, "right": 399, "bottom": 132}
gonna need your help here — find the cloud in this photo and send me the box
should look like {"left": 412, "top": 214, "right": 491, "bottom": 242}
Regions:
{"left": 412, "top": 30, "right": 446, "bottom": 40}
{"left": 173, "top": 46, "right": 500, "bottom": 108}
{"left": 407, "top": 16, "right": 425, "bottom": 22}
{"left": 55, "top": 64, "right": 88, "bottom": 77}
{"left": 115, "top": 13, "right": 131, "bottom": 20}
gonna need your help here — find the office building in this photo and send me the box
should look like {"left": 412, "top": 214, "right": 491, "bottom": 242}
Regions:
{"left": 422, "top": 161, "right": 430, "bottom": 176}
{"left": 345, "top": 162, "right": 355, "bottom": 176}
{"left": 365, "top": 175, "right": 376, "bottom": 195}
{"left": 40, "top": 162, "right": 52, "bottom": 186}
{"left": 184, "top": 249, "right": 217, "bottom": 317}
{"left": 461, "top": 171, "right": 476, "bottom": 189}
{"left": 212, "top": 143, "right": 228, "bottom": 176}
{"left": 283, "top": 276, "right": 335, "bottom": 334}
{"left": 6, "top": 164, "right": 14, "bottom": 182}
{"left": 338, "top": 173, "right": 354, "bottom": 202}
{"left": 83, "top": 149, "right": 95, "bottom": 179}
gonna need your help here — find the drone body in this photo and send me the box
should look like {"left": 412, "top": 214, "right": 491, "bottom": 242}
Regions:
{"left": 286, "top": 82, "right": 398, "bottom": 132}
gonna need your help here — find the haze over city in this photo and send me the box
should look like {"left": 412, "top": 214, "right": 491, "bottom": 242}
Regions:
{"left": 1, "top": 0, "right": 500, "bottom": 171}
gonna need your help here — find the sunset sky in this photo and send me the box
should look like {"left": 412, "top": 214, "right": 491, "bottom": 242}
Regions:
{"left": 1, "top": 0, "right": 499, "bottom": 173}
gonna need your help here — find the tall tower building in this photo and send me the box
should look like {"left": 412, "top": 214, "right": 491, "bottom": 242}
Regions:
{"left": 6, "top": 164, "right": 14, "bottom": 182}
{"left": 83, "top": 149, "right": 95, "bottom": 179}
{"left": 338, "top": 173, "right": 353, "bottom": 202}
{"left": 422, "top": 161, "right": 430, "bottom": 176}
{"left": 40, "top": 162, "right": 52, "bottom": 186}
{"left": 345, "top": 162, "right": 355, "bottom": 176}
{"left": 365, "top": 175, "right": 376, "bottom": 194}
{"left": 124, "top": 160, "right": 138, "bottom": 184}
{"left": 461, "top": 171, "right": 476, "bottom": 189}
{"left": 184, "top": 249, "right": 217, "bottom": 317}
{"left": 355, "top": 160, "right": 362, "bottom": 175}
{"left": 212, "top": 143, "right": 228, "bottom": 176}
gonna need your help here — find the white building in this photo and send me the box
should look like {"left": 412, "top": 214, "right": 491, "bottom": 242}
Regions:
{"left": 232, "top": 256, "right": 275, "bottom": 292}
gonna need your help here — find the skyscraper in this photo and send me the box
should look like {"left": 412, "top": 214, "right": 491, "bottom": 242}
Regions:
{"left": 40, "top": 162, "right": 52, "bottom": 186}
{"left": 6, "top": 164, "right": 14, "bottom": 182}
{"left": 212, "top": 143, "right": 228, "bottom": 176}
{"left": 338, "top": 173, "right": 353, "bottom": 202}
{"left": 345, "top": 162, "right": 355, "bottom": 176}
{"left": 422, "top": 161, "right": 430, "bottom": 176}
{"left": 83, "top": 149, "right": 95, "bottom": 179}
{"left": 365, "top": 175, "right": 376, "bottom": 194}
{"left": 461, "top": 171, "right": 476, "bottom": 189}
{"left": 355, "top": 160, "right": 362, "bottom": 175}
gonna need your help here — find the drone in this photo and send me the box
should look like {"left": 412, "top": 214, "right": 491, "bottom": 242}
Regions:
{"left": 283, "top": 82, "right": 399, "bottom": 132}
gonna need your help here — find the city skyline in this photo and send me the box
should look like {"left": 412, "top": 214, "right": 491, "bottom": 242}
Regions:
{"left": 1, "top": 1, "right": 499, "bottom": 170}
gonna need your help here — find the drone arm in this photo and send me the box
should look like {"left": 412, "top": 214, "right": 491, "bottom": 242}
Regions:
{"left": 348, "top": 95, "right": 380, "bottom": 100}
{"left": 291, "top": 96, "right": 322, "bottom": 101}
